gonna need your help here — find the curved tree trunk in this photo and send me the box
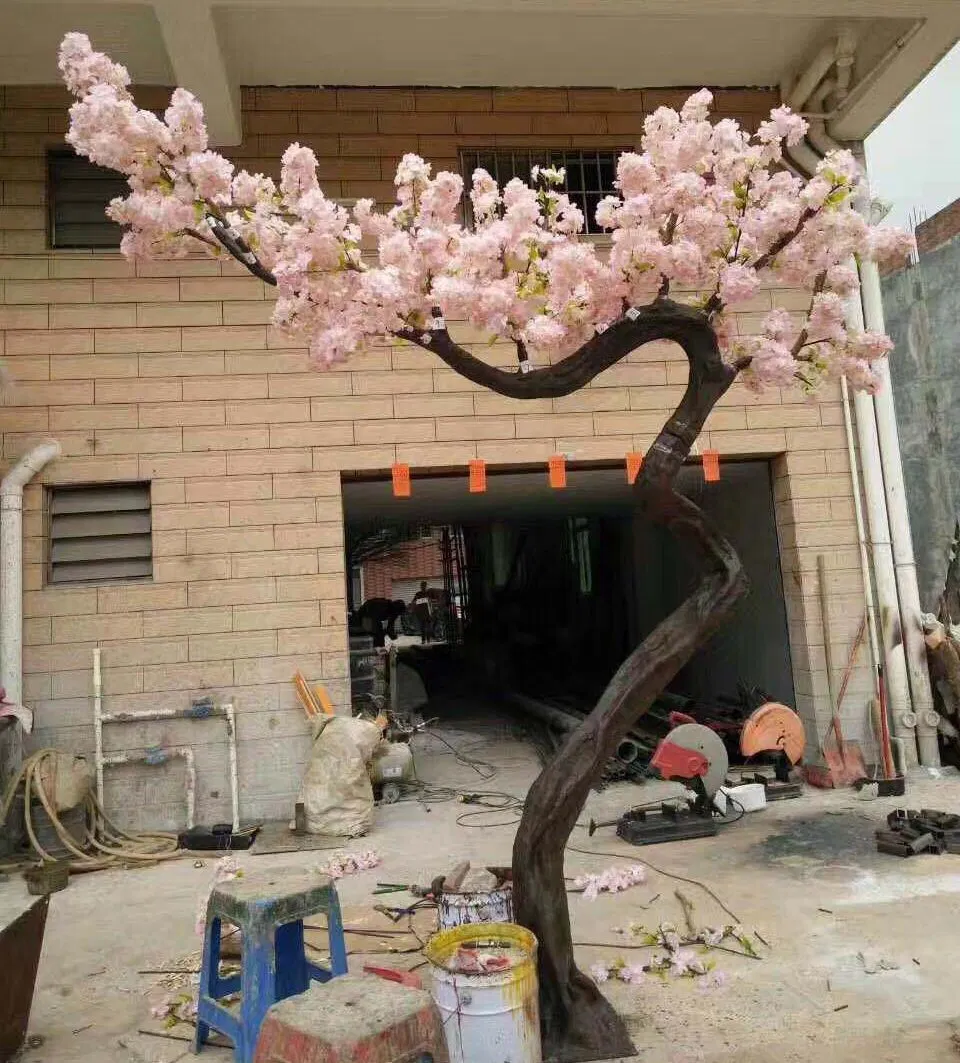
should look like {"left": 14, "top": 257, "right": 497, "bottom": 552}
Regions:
{"left": 511, "top": 316, "right": 749, "bottom": 1062}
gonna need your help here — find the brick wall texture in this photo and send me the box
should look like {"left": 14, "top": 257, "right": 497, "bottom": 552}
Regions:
{"left": 916, "top": 197, "right": 960, "bottom": 258}
{"left": 0, "top": 83, "right": 876, "bottom": 827}
{"left": 362, "top": 541, "right": 445, "bottom": 601}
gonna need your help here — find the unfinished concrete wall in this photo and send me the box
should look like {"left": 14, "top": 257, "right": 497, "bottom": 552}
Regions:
{"left": 0, "top": 82, "right": 874, "bottom": 825}
{"left": 881, "top": 217, "right": 960, "bottom": 610}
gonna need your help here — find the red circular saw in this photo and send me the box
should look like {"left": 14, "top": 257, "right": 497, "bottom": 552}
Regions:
{"left": 738, "top": 702, "right": 805, "bottom": 798}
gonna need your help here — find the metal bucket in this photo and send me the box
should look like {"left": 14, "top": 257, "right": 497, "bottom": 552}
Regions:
{"left": 423, "top": 921, "right": 541, "bottom": 1063}
{"left": 437, "top": 885, "right": 513, "bottom": 929}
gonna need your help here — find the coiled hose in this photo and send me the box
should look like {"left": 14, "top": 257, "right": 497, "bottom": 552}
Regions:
{"left": 1, "top": 748, "right": 181, "bottom": 872}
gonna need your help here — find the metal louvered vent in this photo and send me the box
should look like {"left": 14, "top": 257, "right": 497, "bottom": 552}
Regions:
{"left": 48, "top": 151, "right": 126, "bottom": 249}
{"left": 48, "top": 483, "right": 152, "bottom": 585}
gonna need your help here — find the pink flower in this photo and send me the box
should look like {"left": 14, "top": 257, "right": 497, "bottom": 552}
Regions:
{"left": 618, "top": 964, "right": 647, "bottom": 986}
{"left": 186, "top": 151, "right": 234, "bottom": 202}
{"left": 615, "top": 153, "right": 657, "bottom": 198}
{"left": 808, "top": 292, "right": 847, "bottom": 343}
{"left": 59, "top": 32, "right": 130, "bottom": 96}
{"left": 589, "top": 963, "right": 610, "bottom": 984}
{"left": 867, "top": 226, "right": 915, "bottom": 265}
{"left": 56, "top": 34, "right": 904, "bottom": 402}
{"left": 680, "top": 89, "right": 713, "bottom": 122}
{"left": 848, "top": 330, "right": 894, "bottom": 361}
{"left": 165, "top": 88, "right": 208, "bottom": 155}
{"left": 395, "top": 153, "right": 432, "bottom": 187}
{"left": 757, "top": 106, "right": 808, "bottom": 148}
{"left": 280, "top": 144, "right": 319, "bottom": 204}
{"left": 718, "top": 263, "right": 760, "bottom": 304}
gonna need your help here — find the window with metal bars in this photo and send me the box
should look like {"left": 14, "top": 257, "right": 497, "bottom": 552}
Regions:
{"left": 459, "top": 148, "right": 621, "bottom": 234}
{"left": 48, "top": 483, "right": 152, "bottom": 585}
{"left": 48, "top": 150, "right": 126, "bottom": 249}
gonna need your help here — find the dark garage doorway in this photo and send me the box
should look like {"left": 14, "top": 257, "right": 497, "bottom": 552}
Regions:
{"left": 342, "top": 461, "right": 795, "bottom": 743}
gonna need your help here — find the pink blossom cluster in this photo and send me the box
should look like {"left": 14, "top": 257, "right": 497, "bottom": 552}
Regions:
{"left": 315, "top": 850, "right": 381, "bottom": 879}
{"left": 573, "top": 863, "right": 647, "bottom": 900}
{"left": 60, "top": 33, "right": 912, "bottom": 393}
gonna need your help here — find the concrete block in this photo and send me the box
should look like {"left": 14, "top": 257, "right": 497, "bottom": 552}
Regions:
{"left": 254, "top": 974, "right": 448, "bottom": 1063}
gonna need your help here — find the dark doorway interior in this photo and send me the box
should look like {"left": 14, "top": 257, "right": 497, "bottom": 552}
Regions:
{"left": 343, "top": 462, "right": 795, "bottom": 739}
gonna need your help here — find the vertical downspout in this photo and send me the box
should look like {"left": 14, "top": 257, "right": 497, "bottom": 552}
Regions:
{"left": 0, "top": 441, "right": 61, "bottom": 781}
{"left": 859, "top": 261, "right": 940, "bottom": 765}
{"left": 782, "top": 40, "right": 924, "bottom": 767}
{"left": 843, "top": 294, "right": 919, "bottom": 768}
{"left": 1, "top": 441, "right": 61, "bottom": 705}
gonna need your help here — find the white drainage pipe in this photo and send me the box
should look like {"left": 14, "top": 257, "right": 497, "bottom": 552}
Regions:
{"left": 1, "top": 440, "right": 61, "bottom": 707}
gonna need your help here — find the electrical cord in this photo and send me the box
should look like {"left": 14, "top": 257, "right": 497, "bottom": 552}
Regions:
{"left": 412, "top": 730, "right": 499, "bottom": 780}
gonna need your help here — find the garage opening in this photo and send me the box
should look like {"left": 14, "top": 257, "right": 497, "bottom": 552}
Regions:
{"left": 343, "top": 461, "right": 794, "bottom": 765}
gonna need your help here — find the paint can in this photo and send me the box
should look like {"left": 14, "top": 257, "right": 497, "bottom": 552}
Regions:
{"left": 437, "top": 884, "right": 513, "bottom": 929}
{"left": 423, "top": 921, "right": 541, "bottom": 1063}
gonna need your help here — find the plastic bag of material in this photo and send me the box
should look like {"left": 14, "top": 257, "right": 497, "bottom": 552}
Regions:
{"left": 293, "top": 715, "right": 383, "bottom": 837}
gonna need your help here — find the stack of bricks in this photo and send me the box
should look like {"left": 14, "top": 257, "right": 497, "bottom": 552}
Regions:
{"left": 0, "top": 82, "right": 875, "bottom": 826}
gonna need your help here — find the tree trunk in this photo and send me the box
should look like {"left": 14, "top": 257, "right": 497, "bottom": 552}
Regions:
{"left": 510, "top": 318, "right": 749, "bottom": 1063}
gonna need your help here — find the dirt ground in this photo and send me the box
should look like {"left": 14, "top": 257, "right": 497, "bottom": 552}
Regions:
{"left": 8, "top": 727, "right": 960, "bottom": 1063}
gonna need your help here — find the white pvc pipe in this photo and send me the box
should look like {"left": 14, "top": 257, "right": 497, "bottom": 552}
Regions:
{"left": 96, "top": 697, "right": 240, "bottom": 830}
{"left": 783, "top": 57, "right": 922, "bottom": 769}
{"left": 859, "top": 259, "right": 940, "bottom": 765}
{"left": 225, "top": 702, "right": 240, "bottom": 832}
{"left": 845, "top": 292, "right": 919, "bottom": 768}
{"left": 787, "top": 39, "right": 838, "bottom": 112}
{"left": 1, "top": 440, "right": 61, "bottom": 707}
{"left": 94, "top": 646, "right": 104, "bottom": 808}
{"left": 102, "top": 746, "right": 196, "bottom": 829}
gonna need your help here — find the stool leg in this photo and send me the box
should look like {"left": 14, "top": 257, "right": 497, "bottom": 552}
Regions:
{"left": 326, "top": 895, "right": 348, "bottom": 977}
{"left": 193, "top": 916, "right": 221, "bottom": 1054}
{"left": 238, "top": 929, "right": 277, "bottom": 1063}
{"left": 274, "top": 920, "right": 309, "bottom": 999}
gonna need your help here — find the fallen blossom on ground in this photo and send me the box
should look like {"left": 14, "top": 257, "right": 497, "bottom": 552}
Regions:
{"left": 618, "top": 963, "right": 647, "bottom": 986}
{"left": 315, "top": 850, "right": 381, "bottom": 879}
{"left": 589, "top": 962, "right": 611, "bottom": 984}
{"left": 574, "top": 864, "right": 647, "bottom": 900}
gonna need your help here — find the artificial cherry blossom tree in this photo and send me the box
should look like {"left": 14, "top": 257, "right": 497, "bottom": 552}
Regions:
{"left": 59, "top": 33, "right": 913, "bottom": 1062}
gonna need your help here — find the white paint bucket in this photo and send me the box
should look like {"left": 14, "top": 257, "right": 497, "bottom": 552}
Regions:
{"left": 437, "top": 885, "right": 514, "bottom": 929}
{"left": 423, "top": 922, "right": 541, "bottom": 1063}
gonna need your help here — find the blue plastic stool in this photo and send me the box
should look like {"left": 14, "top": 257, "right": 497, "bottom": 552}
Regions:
{"left": 193, "top": 868, "right": 348, "bottom": 1063}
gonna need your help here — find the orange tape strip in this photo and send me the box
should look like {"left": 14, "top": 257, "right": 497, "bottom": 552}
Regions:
{"left": 549, "top": 455, "right": 567, "bottom": 489}
{"left": 626, "top": 452, "right": 643, "bottom": 485}
{"left": 392, "top": 463, "right": 411, "bottom": 497}
{"left": 702, "top": 450, "right": 720, "bottom": 483}
{"left": 469, "top": 459, "right": 487, "bottom": 494}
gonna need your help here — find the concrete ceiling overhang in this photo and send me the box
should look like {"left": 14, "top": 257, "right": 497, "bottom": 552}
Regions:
{"left": 0, "top": 0, "right": 957, "bottom": 146}
{"left": 342, "top": 462, "right": 762, "bottom": 526}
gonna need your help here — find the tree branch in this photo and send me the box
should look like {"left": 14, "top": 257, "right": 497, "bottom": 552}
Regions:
{"left": 204, "top": 216, "right": 278, "bottom": 286}
{"left": 396, "top": 298, "right": 725, "bottom": 400}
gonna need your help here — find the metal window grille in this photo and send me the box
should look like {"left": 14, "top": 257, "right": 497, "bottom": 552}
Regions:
{"left": 48, "top": 483, "right": 152, "bottom": 585}
{"left": 48, "top": 151, "right": 126, "bottom": 249}
{"left": 459, "top": 148, "right": 621, "bottom": 233}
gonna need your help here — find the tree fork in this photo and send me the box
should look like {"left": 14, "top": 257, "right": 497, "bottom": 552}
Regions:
{"left": 510, "top": 317, "right": 749, "bottom": 1062}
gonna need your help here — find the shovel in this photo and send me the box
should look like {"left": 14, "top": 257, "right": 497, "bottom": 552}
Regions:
{"left": 818, "top": 556, "right": 868, "bottom": 786}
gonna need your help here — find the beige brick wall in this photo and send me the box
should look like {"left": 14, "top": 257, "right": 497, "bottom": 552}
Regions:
{"left": 0, "top": 83, "right": 875, "bottom": 826}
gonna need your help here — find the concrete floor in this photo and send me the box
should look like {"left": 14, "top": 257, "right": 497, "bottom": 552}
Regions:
{"left": 8, "top": 726, "right": 960, "bottom": 1063}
